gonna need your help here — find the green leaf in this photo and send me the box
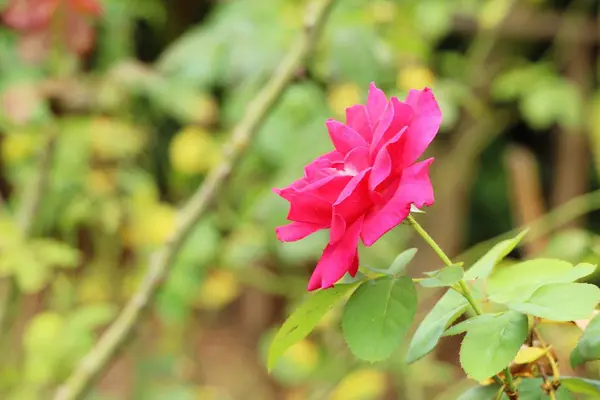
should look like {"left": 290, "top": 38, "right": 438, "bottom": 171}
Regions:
{"left": 31, "top": 239, "right": 81, "bottom": 269}
{"left": 342, "top": 276, "right": 417, "bottom": 362}
{"left": 460, "top": 311, "right": 528, "bottom": 381}
{"left": 464, "top": 229, "right": 528, "bottom": 281}
{"left": 420, "top": 265, "right": 464, "bottom": 288}
{"left": 570, "top": 313, "right": 600, "bottom": 367}
{"left": 507, "top": 283, "right": 600, "bottom": 322}
{"left": 337, "top": 271, "right": 367, "bottom": 285}
{"left": 406, "top": 290, "right": 469, "bottom": 364}
{"left": 443, "top": 313, "right": 502, "bottom": 337}
{"left": 456, "top": 384, "right": 502, "bottom": 400}
{"left": 389, "top": 248, "right": 418, "bottom": 275}
{"left": 561, "top": 377, "right": 600, "bottom": 396}
{"left": 267, "top": 284, "right": 356, "bottom": 371}
{"left": 516, "top": 378, "right": 575, "bottom": 400}
{"left": 363, "top": 248, "right": 418, "bottom": 276}
{"left": 487, "top": 259, "right": 596, "bottom": 304}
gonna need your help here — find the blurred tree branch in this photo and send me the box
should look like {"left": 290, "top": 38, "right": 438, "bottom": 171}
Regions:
{"left": 459, "top": 188, "right": 600, "bottom": 265}
{"left": 452, "top": 7, "right": 600, "bottom": 43}
{"left": 52, "top": 0, "right": 339, "bottom": 398}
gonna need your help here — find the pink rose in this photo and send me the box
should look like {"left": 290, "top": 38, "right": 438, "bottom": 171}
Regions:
{"left": 275, "top": 82, "right": 441, "bottom": 291}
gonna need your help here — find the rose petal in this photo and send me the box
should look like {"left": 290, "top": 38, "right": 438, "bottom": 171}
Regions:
{"left": 276, "top": 221, "right": 324, "bottom": 242}
{"left": 369, "top": 127, "right": 407, "bottom": 192}
{"left": 346, "top": 104, "right": 373, "bottom": 142}
{"left": 361, "top": 158, "right": 435, "bottom": 246}
{"left": 344, "top": 146, "right": 370, "bottom": 173}
{"left": 330, "top": 169, "right": 370, "bottom": 243}
{"left": 396, "top": 88, "right": 441, "bottom": 168}
{"left": 307, "top": 216, "right": 364, "bottom": 291}
{"left": 366, "top": 82, "right": 387, "bottom": 128}
{"left": 326, "top": 119, "right": 368, "bottom": 155}
{"left": 370, "top": 97, "right": 413, "bottom": 159}
{"left": 304, "top": 151, "right": 344, "bottom": 181}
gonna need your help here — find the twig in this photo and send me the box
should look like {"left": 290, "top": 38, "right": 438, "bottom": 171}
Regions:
{"left": 52, "top": 0, "right": 338, "bottom": 398}
{"left": 17, "top": 130, "right": 57, "bottom": 236}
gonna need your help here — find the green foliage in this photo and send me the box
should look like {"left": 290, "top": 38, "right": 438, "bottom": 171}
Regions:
{"left": 492, "top": 63, "right": 584, "bottom": 130}
{"left": 464, "top": 229, "right": 528, "bottom": 281}
{"left": 419, "top": 264, "right": 464, "bottom": 288}
{"left": 456, "top": 384, "right": 502, "bottom": 400}
{"left": 561, "top": 377, "right": 600, "bottom": 397}
{"left": 516, "top": 378, "right": 574, "bottom": 400}
{"left": 362, "top": 247, "right": 418, "bottom": 276}
{"left": 459, "top": 311, "right": 528, "bottom": 382}
{"left": 267, "top": 283, "right": 357, "bottom": 371}
{"left": 342, "top": 276, "right": 417, "bottom": 362}
{"left": 0, "top": 220, "right": 80, "bottom": 292}
{"left": 506, "top": 283, "right": 600, "bottom": 321}
{"left": 23, "top": 304, "right": 116, "bottom": 386}
{"left": 406, "top": 290, "right": 469, "bottom": 364}
{"left": 570, "top": 313, "right": 600, "bottom": 367}
{"left": 388, "top": 248, "right": 418, "bottom": 275}
{"left": 443, "top": 313, "right": 502, "bottom": 337}
{"left": 486, "top": 259, "right": 596, "bottom": 303}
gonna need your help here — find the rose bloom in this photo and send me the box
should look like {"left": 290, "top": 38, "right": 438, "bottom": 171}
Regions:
{"left": 2, "top": 0, "right": 102, "bottom": 63}
{"left": 275, "top": 83, "right": 441, "bottom": 291}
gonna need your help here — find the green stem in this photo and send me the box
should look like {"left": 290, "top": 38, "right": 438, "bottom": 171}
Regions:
{"left": 407, "top": 215, "right": 518, "bottom": 398}
{"left": 504, "top": 366, "right": 516, "bottom": 392}
{"left": 407, "top": 215, "right": 483, "bottom": 314}
{"left": 407, "top": 215, "right": 453, "bottom": 266}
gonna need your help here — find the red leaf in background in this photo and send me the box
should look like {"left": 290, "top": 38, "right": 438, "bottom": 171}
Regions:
{"left": 2, "top": 0, "right": 57, "bottom": 31}
{"left": 2, "top": 0, "right": 103, "bottom": 62}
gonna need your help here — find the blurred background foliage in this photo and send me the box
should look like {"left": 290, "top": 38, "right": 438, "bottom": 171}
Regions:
{"left": 0, "top": 0, "right": 598, "bottom": 399}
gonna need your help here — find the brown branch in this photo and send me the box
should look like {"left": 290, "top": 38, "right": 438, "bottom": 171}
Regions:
{"left": 504, "top": 145, "right": 548, "bottom": 255}
{"left": 52, "top": 0, "right": 339, "bottom": 398}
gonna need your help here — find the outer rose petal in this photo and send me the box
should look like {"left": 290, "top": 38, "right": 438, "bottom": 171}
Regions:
{"left": 326, "top": 120, "right": 367, "bottom": 155}
{"left": 396, "top": 88, "right": 441, "bottom": 168}
{"left": 366, "top": 82, "right": 387, "bottom": 128}
{"left": 307, "top": 216, "right": 364, "bottom": 291}
{"left": 346, "top": 104, "right": 373, "bottom": 142}
{"left": 361, "top": 158, "right": 435, "bottom": 246}
{"left": 276, "top": 221, "right": 324, "bottom": 242}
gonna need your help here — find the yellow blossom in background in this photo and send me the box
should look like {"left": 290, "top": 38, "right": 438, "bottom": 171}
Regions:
{"left": 2, "top": 131, "right": 38, "bottom": 164}
{"left": 370, "top": 1, "right": 396, "bottom": 24}
{"left": 86, "top": 169, "right": 116, "bottom": 197}
{"left": 282, "top": 339, "right": 319, "bottom": 372}
{"left": 327, "top": 83, "right": 361, "bottom": 118}
{"left": 195, "top": 269, "right": 240, "bottom": 310}
{"left": 126, "top": 201, "right": 176, "bottom": 247}
{"left": 77, "top": 270, "right": 112, "bottom": 303}
{"left": 330, "top": 368, "right": 388, "bottom": 400}
{"left": 478, "top": 0, "right": 513, "bottom": 30}
{"left": 192, "top": 94, "right": 219, "bottom": 126}
{"left": 169, "top": 126, "right": 221, "bottom": 175}
{"left": 89, "top": 118, "right": 145, "bottom": 160}
{"left": 397, "top": 66, "right": 435, "bottom": 92}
